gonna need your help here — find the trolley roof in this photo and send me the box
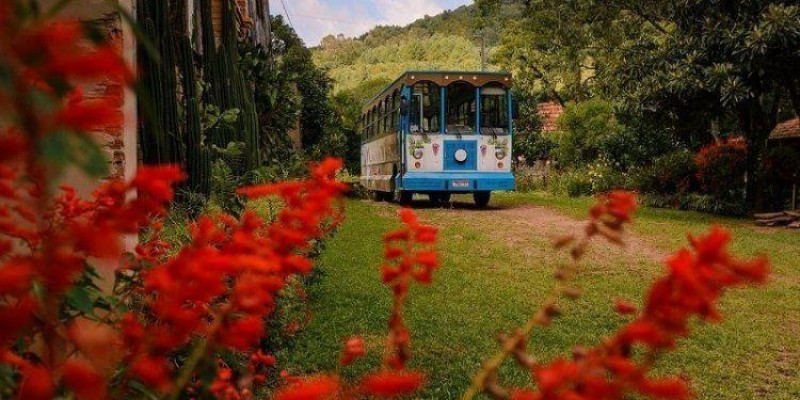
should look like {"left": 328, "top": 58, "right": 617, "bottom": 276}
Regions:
{"left": 362, "top": 70, "right": 513, "bottom": 114}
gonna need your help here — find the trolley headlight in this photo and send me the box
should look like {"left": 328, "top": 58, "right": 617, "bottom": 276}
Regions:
{"left": 413, "top": 148, "right": 424, "bottom": 160}
{"left": 495, "top": 148, "right": 507, "bottom": 160}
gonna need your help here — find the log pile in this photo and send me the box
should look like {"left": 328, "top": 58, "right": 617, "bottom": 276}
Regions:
{"left": 754, "top": 210, "right": 800, "bottom": 228}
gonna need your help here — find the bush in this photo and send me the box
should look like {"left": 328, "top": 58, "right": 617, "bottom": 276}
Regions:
{"left": 643, "top": 193, "right": 748, "bottom": 216}
{"left": 587, "top": 159, "right": 629, "bottom": 193}
{"left": 600, "top": 123, "right": 677, "bottom": 171}
{"left": 554, "top": 99, "right": 624, "bottom": 169}
{"left": 555, "top": 170, "right": 594, "bottom": 197}
{"left": 695, "top": 138, "right": 747, "bottom": 200}
{"left": 514, "top": 131, "right": 557, "bottom": 166}
{"left": 633, "top": 149, "right": 697, "bottom": 195}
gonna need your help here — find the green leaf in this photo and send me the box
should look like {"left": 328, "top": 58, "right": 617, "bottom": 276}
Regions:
{"left": 127, "top": 381, "right": 160, "bottom": 400}
{"left": 66, "top": 285, "right": 96, "bottom": 316}
{"left": 72, "top": 134, "right": 110, "bottom": 178}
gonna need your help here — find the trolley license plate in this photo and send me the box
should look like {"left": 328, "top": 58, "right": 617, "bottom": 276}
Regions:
{"left": 451, "top": 180, "right": 470, "bottom": 188}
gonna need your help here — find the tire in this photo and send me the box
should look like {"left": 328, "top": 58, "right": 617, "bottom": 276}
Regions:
{"left": 398, "top": 191, "right": 413, "bottom": 205}
{"left": 473, "top": 191, "right": 491, "bottom": 208}
{"left": 369, "top": 191, "right": 381, "bottom": 202}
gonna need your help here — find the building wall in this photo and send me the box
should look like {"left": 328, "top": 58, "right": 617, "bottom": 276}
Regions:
{"left": 37, "top": 0, "right": 138, "bottom": 271}
{"left": 38, "top": 0, "right": 138, "bottom": 192}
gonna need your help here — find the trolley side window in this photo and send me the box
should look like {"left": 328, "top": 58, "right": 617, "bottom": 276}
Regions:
{"left": 480, "top": 85, "right": 509, "bottom": 135}
{"left": 410, "top": 82, "right": 441, "bottom": 134}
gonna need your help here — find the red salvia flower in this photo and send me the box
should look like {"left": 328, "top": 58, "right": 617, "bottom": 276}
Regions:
{"left": 274, "top": 376, "right": 340, "bottom": 400}
{"left": 359, "top": 370, "right": 425, "bottom": 397}
{"left": 341, "top": 336, "right": 367, "bottom": 366}
{"left": 508, "top": 225, "right": 768, "bottom": 400}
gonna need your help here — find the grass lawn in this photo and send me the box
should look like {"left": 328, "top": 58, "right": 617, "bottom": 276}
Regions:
{"left": 281, "top": 192, "right": 800, "bottom": 399}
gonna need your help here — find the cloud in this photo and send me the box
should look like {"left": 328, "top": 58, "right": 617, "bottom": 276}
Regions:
{"left": 372, "top": 0, "right": 445, "bottom": 26}
{"left": 274, "top": 0, "right": 468, "bottom": 46}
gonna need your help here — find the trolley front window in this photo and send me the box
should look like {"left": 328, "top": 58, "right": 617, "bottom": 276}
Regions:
{"left": 446, "top": 81, "right": 476, "bottom": 135}
{"left": 410, "top": 82, "right": 441, "bottom": 134}
{"left": 480, "top": 85, "right": 509, "bottom": 135}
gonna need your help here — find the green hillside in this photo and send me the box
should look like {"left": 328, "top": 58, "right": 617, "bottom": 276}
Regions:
{"left": 312, "top": 2, "right": 522, "bottom": 102}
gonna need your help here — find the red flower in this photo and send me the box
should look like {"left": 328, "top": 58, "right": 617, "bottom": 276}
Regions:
{"left": 637, "top": 377, "right": 691, "bottom": 399}
{"left": 17, "top": 365, "right": 54, "bottom": 400}
{"left": 510, "top": 389, "right": 540, "bottom": 400}
{"left": 534, "top": 359, "right": 579, "bottom": 394}
{"left": 359, "top": 370, "right": 425, "bottom": 397}
{"left": 128, "top": 355, "right": 171, "bottom": 392}
{"left": 341, "top": 336, "right": 366, "bottom": 366}
{"left": 221, "top": 316, "right": 265, "bottom": 351}
{"left": 614, "top": 299, "right": 637, "bottom": 315}
{"left": 274, "top": 376, "right": 340, "bottom": 400}
{"left": 0, "top": 259, "right": 33, "bottom": 296}
{"left": 55, "top": 94, "right": 124, "bottom": 133}
{"left": 62, "top": 359, "right": 107, "bottom": 400}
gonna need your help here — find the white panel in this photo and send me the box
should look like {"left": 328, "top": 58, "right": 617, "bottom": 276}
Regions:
{"left": 405, "top": 134, "right": 443, "bottom": 172}
{"left": 477, "top": 136, "right": 512, "bottom": 172}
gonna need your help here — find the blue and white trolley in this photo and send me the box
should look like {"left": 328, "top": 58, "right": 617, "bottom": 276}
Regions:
{"left": 360, "top": 71, "right": 515, "bottom": 207}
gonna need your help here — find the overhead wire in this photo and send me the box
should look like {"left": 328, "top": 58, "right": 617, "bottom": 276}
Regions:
{"left": 278, "top": 0, "right": 295, "bottom": 30}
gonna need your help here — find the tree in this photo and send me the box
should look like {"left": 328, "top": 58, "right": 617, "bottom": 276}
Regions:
{"left": 491, "top": 0, "right": 800, "bottom": 208}
{"left": 269, "top": 16, "right": 336, "bottom": 153}
{"left": 599, "top": 1, "right": 800, "bottom": 208}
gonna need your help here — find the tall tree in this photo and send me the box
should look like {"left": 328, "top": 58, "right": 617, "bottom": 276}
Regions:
{"left": 489, "top": 0, "right": 800, "bottom": 208}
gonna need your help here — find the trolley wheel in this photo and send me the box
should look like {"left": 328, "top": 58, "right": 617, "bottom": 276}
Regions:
{"left": 398, "top": 191, "right": 413, "bottom": 205}
{"left": 473, "top": 191, "right": 491, "bottom": 208}
{"left": 383, "top": 190, "right": 396, "bottom": 203}
{"left": 439, "top": 193, "right": 452, "bottom": 204}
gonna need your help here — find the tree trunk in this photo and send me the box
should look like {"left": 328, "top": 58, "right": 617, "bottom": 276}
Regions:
{"left": 738, "top": 96, "right": 778, "bottom": 212}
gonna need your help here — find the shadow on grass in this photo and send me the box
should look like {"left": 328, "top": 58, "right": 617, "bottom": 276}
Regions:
{"left": 379, "top": 197, "right": 510, "bottom": 212}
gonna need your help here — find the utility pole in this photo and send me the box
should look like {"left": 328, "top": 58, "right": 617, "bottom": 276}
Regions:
{"left": 480, "top": 31, "right": 486, "bottom": 71}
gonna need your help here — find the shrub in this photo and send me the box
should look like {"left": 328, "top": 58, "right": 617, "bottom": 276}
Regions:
{"left": 514, "top": 131, "right": 558, "bottom": 166}
{"left": 633, "top": 149, "right": 697, "bottom": 195}
{"left": 554, "top": 99, "right": 624, "bottom": 169}
{"left": 695, "top": 138, "right": 747, "bottom": 200}
{"left": 514, "top": 163, "right": 556, "bottom": 192}
{"left": 601, "top": 116, "right": 678, "bottom": 171}
{"left": 587, "top": 159, "right": 629, "bottom": 193}
{"left": 643, "top": 193, "right": 748, "bottom": 216}
{"left": 557, "top": 170, "right": 594, "bottom": 197}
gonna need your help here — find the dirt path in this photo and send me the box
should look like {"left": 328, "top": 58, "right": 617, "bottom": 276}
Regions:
{"left": 371, "top": 199, "right": 669, "bottom": 264}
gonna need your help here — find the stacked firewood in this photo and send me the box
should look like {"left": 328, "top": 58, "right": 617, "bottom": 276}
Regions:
{"left": 754, "top": 210, "right": 800, "bottom": 228}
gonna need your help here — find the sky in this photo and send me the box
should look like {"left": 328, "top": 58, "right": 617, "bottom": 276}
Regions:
{"left": 272, "top": 0, "right": 472, "bottom": 46}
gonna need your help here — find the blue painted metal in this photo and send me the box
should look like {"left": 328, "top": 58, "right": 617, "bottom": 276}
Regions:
{"left": 401, "top": 172, "right": 515, "bottom": 192}
{"left": 439, "top": 86, "right": 446, "bottom": 135}
{"left": 443, "top": 140, "right": 477, "bottom": 171}
{"left": 475, "top": 87, "right": 481, "bottom": 132}
{"left": 399, "top": 85, "right": 412, "bottom": 190}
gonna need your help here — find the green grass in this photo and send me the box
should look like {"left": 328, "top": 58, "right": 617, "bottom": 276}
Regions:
{"left": 282, "top": 193, "right": 800, "bottom": 399}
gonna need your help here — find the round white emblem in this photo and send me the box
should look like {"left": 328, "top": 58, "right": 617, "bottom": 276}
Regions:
{"left": 454, "top": 149, "right": 468, "bottom": 162}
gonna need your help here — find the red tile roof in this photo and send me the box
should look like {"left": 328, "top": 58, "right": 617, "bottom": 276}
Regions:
{"left": 537, "top": 101, "right": 564, "bottom": 133}
{"left": 770, "top": 117, "right": 800, "bottom": 140}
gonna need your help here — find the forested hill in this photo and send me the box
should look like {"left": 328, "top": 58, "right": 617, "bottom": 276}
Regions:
{"left": 311, "top": 2, "right": 521, "bottom": 102}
